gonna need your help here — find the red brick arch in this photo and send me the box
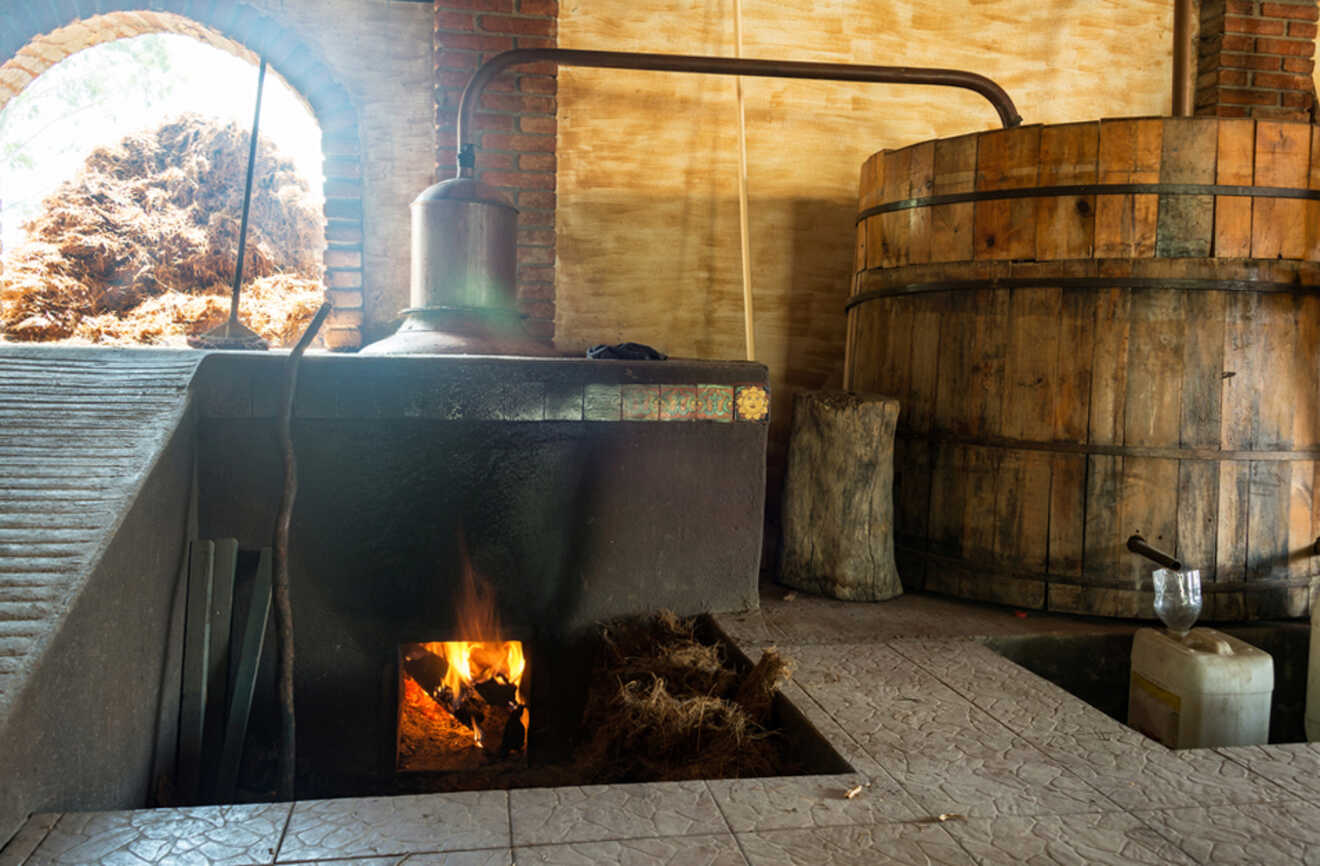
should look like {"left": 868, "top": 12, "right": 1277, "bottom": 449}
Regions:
{"left": 0, "top": 2, "right": 364, "bottom": 349}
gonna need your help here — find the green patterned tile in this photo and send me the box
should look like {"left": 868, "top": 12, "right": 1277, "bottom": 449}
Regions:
{"left": 659, "top": 385, "right": 697, "bottom": 421}
{"left": 584, "top": 384, "right": 621, "bottom": 421}
{"left": 544, "top": 384, "right": 584, "bottom": 421}
{"left": 696, "top": 384, "right": 734, "bottom": 422}
{"left": 621, "top": 384, "right": 660, "bottom": 421}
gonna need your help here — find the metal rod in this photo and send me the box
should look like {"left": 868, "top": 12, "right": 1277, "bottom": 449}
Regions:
{"left": 1127, "top": 534, "right": 1183, "bottom": 572}
{"left": 1172, "top": 0, "right": 1198, "bottom": 117}
{"left": 229, "top": 56, "right": 268, "bottom": 326}
{"left": 456, "top": 48, "right": 1023, "bottom": 176}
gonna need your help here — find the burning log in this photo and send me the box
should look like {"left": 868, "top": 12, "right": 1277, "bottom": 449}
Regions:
{"left": 397, "top": 640, "right": 528, "bottom": 772}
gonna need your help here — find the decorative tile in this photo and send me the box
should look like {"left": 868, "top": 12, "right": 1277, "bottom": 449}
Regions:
{"left": 733, "top": 385, "right": 769, "bottom": 422}
{"left": 1036, "top": 735, "right": 1290, "bottom": 810}
{"left": 707, "top": 773, "right": 917, "bottom": 832}
{"left": 620, "top": 384, "right": 660, "bottom": 421}
{"left": 736, "top": 823, "right": 972, "bottom": 865}
{"left": 509, "top": 781, "right": 725, "bottom": 846}
{"left": 0, "top": 813, "right": 60, "bottom": 866}
{"left": 512, "top": 834, "right": 746, "bottom": 865}
{"left": 544, "top": 384, "right": 584, "bottom": 421}
{"left": 278, "top": 791, "right": 508, "bottom": 861}
{"left": 25, "top": 803, "right": 290, "bottom": 866}
{"left": 1134, "top": 801, "right": 1320, "bottom": 864}
{"left": 659, "top": 385, "right": 697, "bottom": 421}
{"left": 583, "top": 384, "right": 621, "bottom": 421}
{"left": 696, "top": 384, "right": 734, "bottom": 422}
{"left": 944, "top": 812, "right": 1195, "bottom": 865}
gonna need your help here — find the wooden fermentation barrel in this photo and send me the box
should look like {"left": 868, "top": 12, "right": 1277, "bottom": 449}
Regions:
{"left": 846, "top": 117, "right": 1320, "bottom": 620}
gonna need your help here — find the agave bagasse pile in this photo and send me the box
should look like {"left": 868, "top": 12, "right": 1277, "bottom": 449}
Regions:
{"left": 0, "top": 114, "right": 325, "bottom": 346}
{"left": 575, "top": 610, "right": 795, "bottom": 782}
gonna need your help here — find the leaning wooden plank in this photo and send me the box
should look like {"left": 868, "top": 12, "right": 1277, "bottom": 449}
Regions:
{"left": 215, "top": 548, "right": 273, "bottom": 802}
{"left": 200, "top": 538, "right": 238, "bottom": 797}
{"left": 178, "top": 539, "right": 215, "bottom": 804}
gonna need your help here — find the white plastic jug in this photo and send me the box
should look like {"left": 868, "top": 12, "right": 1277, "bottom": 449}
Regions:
{"left": 1129, "top": 627, "right": 1273, "bottom": 749}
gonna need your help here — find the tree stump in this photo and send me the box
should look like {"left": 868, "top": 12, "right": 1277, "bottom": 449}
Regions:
{"left": 779, "top": 390, "right": 901, "bottom": 601}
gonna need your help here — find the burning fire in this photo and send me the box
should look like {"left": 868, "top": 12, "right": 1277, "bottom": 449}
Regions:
{"left": 397, "top": 556, "right": 529, "bottom": 771}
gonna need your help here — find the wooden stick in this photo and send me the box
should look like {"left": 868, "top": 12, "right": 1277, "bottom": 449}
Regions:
{"left": 733, "top": 0, "right": 755, "bottom": 361}
{"left": 273, "top": 301, "right": 331, "bottom": 801}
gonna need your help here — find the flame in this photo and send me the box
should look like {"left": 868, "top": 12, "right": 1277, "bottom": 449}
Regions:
{"left": 400, "top": 551, "right": 528, "bottom": 760}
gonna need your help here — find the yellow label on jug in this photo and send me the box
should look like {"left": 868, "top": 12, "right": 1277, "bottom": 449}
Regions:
{"left": 1129, "top": 672, "right": 1181, "bottom": 747}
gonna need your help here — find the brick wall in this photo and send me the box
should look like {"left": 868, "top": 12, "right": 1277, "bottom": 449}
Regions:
{"left": 434, "top": 0, "right": 558, "bottom": 340}
{"left": 1198, "top": 0, "right": 1319, "bottom": 119}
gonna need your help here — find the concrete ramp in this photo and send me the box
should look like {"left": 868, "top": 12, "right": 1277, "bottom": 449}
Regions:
{"left": 0, "top": 347, "right": 199, "bottom": 727}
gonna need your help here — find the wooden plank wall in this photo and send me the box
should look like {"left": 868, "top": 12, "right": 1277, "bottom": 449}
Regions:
{"left": 554, "top": 0, "right": 1173, "bottom": 499}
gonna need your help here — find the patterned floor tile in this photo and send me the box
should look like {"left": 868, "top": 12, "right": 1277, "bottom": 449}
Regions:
{"left": 1215, "top": 742, "right": 1320, "bottom": 800}
{"left": 892, "top": 745, "right": 1118, "bottom": 820}
{"left": 889, "top": 639, "right": 1133, "bottom": 740}
{"left": 736, "top": 823, "right": 973, "bottom": 865}
{"left": 512, "top": 833, "right": 746, "bottom": 865}
{"left": 508, "top": 782, "right": 725, "bottom": 847}
{"left": 278, "top": 792, "right": 508, "bottom": 861}
{"left": 25, "top": 803, "right": 289, "bottom": 866}
{"left": 0, "top": 813, "right": 59, "bottom": 866}
{"left": 707, "top": 773, "right": 917, "bottom": 832}
{"left": 1134, "top": 800, "right": 1320, "bottom": 864}
{"left": 1036, "top": 736, "right": 1289, "bottom": 810}
{"left": 776, "top": 682, "right": 892, "bottom": 779}
{"left": 944, "top": 811, "right": 1196, "bottom": 865}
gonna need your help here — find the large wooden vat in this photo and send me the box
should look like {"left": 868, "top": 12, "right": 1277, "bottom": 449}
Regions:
{"left": 846, "top": 117, "right": 1320, "bottom": 620}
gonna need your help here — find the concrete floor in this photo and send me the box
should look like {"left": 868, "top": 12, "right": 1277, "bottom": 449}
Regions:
{"left": 4, "top": 586, "right": 1320, "bottom": 865}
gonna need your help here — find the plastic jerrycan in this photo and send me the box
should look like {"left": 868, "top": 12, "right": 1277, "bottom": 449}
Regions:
{"left": 1129, "top": 627, "right": 1273, "bottom": 749}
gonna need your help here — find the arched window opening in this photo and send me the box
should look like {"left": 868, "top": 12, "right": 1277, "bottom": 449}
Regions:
{"left": 0, "top": 31, "right": 327, "bottom": 347}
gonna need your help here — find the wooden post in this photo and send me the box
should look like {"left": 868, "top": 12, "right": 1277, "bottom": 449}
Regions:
{"left": 779, "top": 390, "right": 902, "bottom": 601}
